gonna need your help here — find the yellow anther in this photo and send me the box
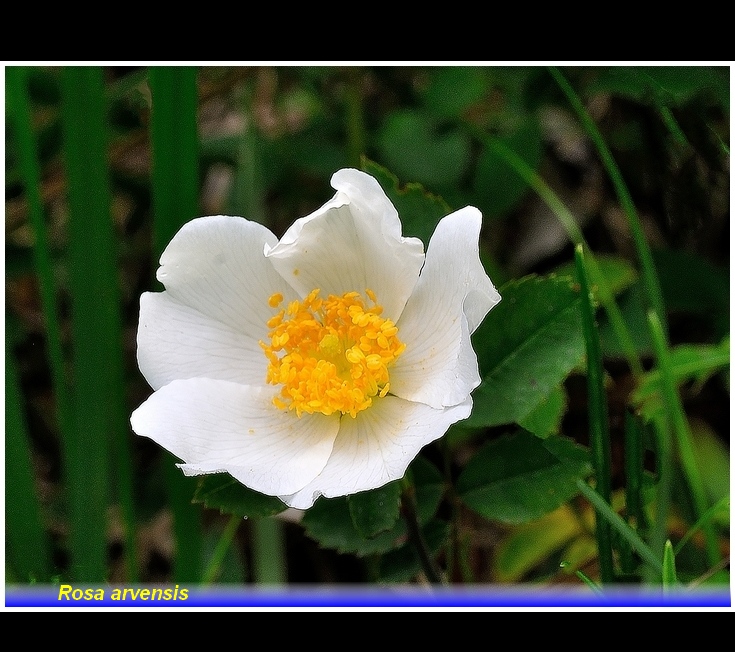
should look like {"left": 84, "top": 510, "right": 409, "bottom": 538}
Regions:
{"left": 268, "top": 292, "right": 284, "bottom": 308}
{"left": 261, "top": 288, "right": 404, "bottom": 418}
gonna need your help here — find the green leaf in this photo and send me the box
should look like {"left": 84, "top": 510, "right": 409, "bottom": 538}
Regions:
{"left": 517, "top": 384, "right": 567, "bottom": 439}
{"left": 377, "top": 110, "right": 471, "bottom": 188}
{"left": 193, "top": 475, "right": 287, "bottom": 519}
{"left": 422, "top": 67, "right": 488, "bottom": 119}
{"left": 302, "top": 456, "right": 444, "bottom": 556}
{"left": 362, "top": 159, "right": 452, "bottom": 246}
{"left": 468, "top": 275, "right": 584, "bottom": 428}
{"left": 457, "top": 430, "right": 592, "bottom": 524}
{"left": 473, "top": 118, "right": 543, "bottom": 219}
{"left": 302, "top": 496, "right": 400, "bottom": 556}
{"left": 348, "top": 481, "right": 401, "bottom": 539}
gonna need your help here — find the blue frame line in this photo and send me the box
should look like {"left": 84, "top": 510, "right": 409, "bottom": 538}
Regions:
{"left": 5, "top": 585, "right": 731, "bottom": 608}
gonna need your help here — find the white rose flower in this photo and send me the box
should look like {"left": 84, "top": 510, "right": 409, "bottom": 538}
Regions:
{"left": 131, "top": 168, "right": 500, "bottom": 509}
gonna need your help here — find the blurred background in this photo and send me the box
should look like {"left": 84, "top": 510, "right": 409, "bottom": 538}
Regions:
{"left": 5, "top": 65, "right": 729, "bottom": 586}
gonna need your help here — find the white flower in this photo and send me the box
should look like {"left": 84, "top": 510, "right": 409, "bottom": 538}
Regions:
{"left": 130, "top": 168, "right": 500, "bottom": 509}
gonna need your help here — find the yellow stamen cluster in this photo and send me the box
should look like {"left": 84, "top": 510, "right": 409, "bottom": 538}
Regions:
{"left": 260, "top": 288, "right": 405, "bottom": 418}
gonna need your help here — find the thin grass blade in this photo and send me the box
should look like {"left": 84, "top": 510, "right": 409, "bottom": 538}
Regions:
{"left": 61, "top": 66, "right": 132, "bottom": 581}
{"left": 575, "top": 244, "right": 615, "bottom": 583}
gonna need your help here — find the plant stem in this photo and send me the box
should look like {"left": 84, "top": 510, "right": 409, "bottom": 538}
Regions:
{"left": 401, "top": 481, "right": 446, "bottom": 585}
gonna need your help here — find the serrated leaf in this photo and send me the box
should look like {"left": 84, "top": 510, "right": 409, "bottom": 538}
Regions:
{"left": 457, "top": 430, "right": 592, "bottom": 524}
{"left": 347, "top": 481, "right": 401, "bottom": 539}
{"left": 301, "top": 456, "right": 445, "bottom": 556}
{"left": 377, "top": 110, "right": 470, "bottom": 189}
{"left": 473, "top": 118, "right": 543, "bottom": 219}
{"left": 468, "top": 275, "right": 584, "bottom": 428}
{"left": 362, "top": 158, "right": 452, "bottom": 246}
{"left": 192, "top": 474, "right": 287, "bottom": 519}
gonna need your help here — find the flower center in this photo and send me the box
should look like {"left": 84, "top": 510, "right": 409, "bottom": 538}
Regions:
{"left": 261, "top": 288, "right": 405, "bottom": 418}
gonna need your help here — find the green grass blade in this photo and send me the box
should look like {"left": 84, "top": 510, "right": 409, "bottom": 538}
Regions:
{"left": 576, "top": 479, "right": 662, "bottom": 579}
{"left": 574, "top": 570, "right": 604, "bottom": 596}
{"left": 462, "top": 120, "right": 643, "bottom": 379}
{"left": 549, "top": 66, "right": 668, "bottom": 344}
{"left": 149, "top": 66, "right": 200, "bottom": 257}
{"left": 647, "top": 311, "right": 721, "bottom": 568}
{"left": 6, "top": 66, "right": 75, "bottom": 466}
{"left": 662, "top": 540, "right": 678, "bottom": 593}
{"left": 148, "top": 65, "right": 203, "bottom": 581}
{"left": 61, "top": 66, "right": 133, "bottom": 581}
{"left": 5, "top": 342, "right": 53, "bottom": 583}
{"left": 202, "top": 515, "right": 242, "bottom": 585}
{"left": 574, "top": 245, "right": 615, "bottom": 583}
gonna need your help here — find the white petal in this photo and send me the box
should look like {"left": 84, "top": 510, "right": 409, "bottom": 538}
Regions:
{"left": 280, "top": 395, "right": 472, "bottom": 509}
{"left": 130, "top": 378, "right": 339, "bottom": 497}
{"left": 265, "top": 168, "right": 425, "bottom": 320}
{"left": 390, "top": 207, "right": 501, "bottom": 409}
{"left": 137, "top": 292, "right": 268, "bottom": 391}
{"left": 155, "top": 215, "right": 299, "bottom": 337}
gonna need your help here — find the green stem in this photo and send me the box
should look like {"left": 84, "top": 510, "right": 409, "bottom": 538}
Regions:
{"left": 252, "top": 518, "right": 287, "bottom": 584}
{"left": 549, "top": 66, "right": 668, "bottom": 344}
{"left": 344, "top": 67, "right": 366, "bottom": 169}
{"left": 575, "top": 245, "right": 615, "bottom": 583}
{"left": 401, "top": 479, "right": 446, "bottom": 585}
{"left": 647, "top": 311, "right": 721, "bottom": 568}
